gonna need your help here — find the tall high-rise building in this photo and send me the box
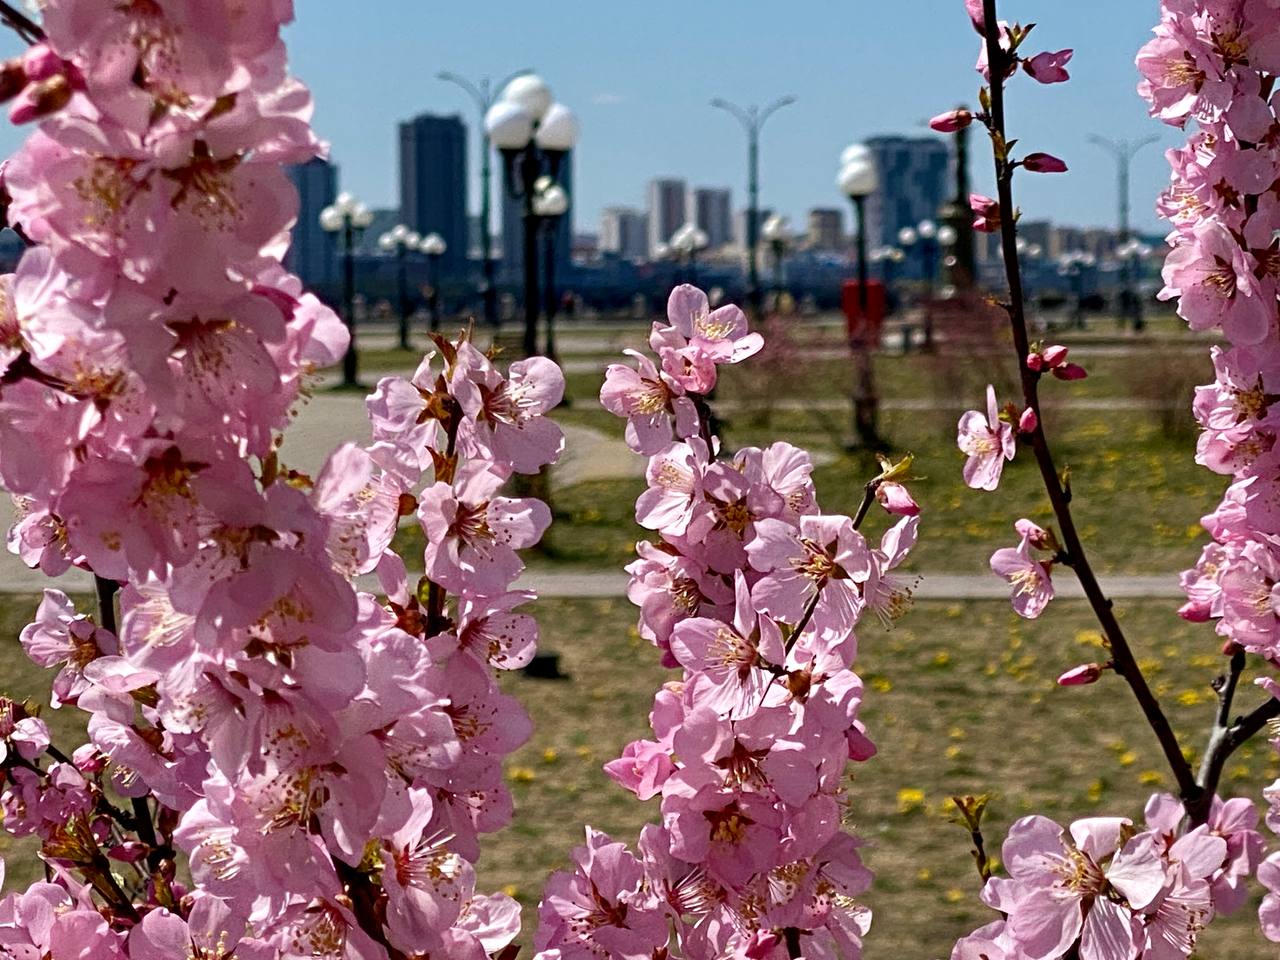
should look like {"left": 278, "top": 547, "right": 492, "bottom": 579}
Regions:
{"left": 500, "top": 151, "right": 573, "bottom": 283}
{"left": 600, "top": 206, "right": 649, "bottom": 261}
{"left": 864, "top": 135, "right": 950, "bottom": 251}
{"left": 399, "top": 112, "right": 468, "bottom": 278}
{"left": 806, "top": 207, "right": 845, "bottom": 250}
{"left": 284, "top": 157, "right": 337, "bottom": 288}
{"left": 647, "top": 177, "right": 687, "bottom": 255}
{"left": 691, "top": 187, "right": 732, "bottom": 249}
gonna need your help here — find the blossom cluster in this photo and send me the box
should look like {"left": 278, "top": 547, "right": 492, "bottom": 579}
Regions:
{"left": 954, "top": 795, "right": 1263, "bottom": 960}
{"left": 1136, "top": 0, "right": 1280, "bottom": 942}
{"left": 0, "top": 3, "right": 564, "bottom": 957}
{"left": 531, "top": 285, "right": 921, "bottom": 959}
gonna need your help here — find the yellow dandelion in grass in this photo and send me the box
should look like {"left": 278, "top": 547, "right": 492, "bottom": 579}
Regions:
{"left": 945, "top": 745, "right": 963, "bottom": 761}
{"left": 933, "top": 650, "right": 951, "bottom": 667}
{"left": 1075, "top": 630, "right": 1104, "bottom": 648}
{"left": 1118, "top": 751, "right": 1137, "bottom": 767}
{"left": 946, "top": 604, "right": 964, "bottom": 619}
{"left": 1177, "top": 689, "right": 1205, "bottom": 707}
{"left": 897, "top": 788, "right": 926, "bottom": 814}
{"left": 984, "top": 663, "right": 998, "bottom": 677}
{"left": 1086, "top": 779, "right": 1105, "bottom": 803}
{"left": 1229, "top": 765, "right": 1250, "bottom": 782}
{"left": 542, "top": 748, "right": 560, "bottom": 764}
{"left": 871, "top": 677, "right": 893, "bottom": 693}
{"left": 574, "top": 746, "right": 592, "bottom": 759}
{"left": 1186, "top": 524, "right": 1203, "bottom": 539}
{"left": 1163, "top": 645, "right": 1181, "bottom": 659}
{"left": 1189, "top": 654, "right": 1217, "bottom": 670}
{"left": 944, "top": 888, "right": 966, "bottom": 904}
{"left": 917, "top": 868, "right": 932, "bottom": 883}
{"left": 1139, "top": 770, "right": 1163, "bottom": 786}
{"left": 1136, "top": 657, "right": 1161, "bottom": 675}
{"left": 509, "top": 767, "right": 536, "bottom": 784}
{"left": 949, "top": 727, "right": 966, "bottom": 740}
{"left": 503, "top": 884, "right": 519, "bottom": 898}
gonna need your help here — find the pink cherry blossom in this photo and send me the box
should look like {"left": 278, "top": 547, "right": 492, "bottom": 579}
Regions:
{"left": 958, "top": 384, "right": 1017, "bottom": 490}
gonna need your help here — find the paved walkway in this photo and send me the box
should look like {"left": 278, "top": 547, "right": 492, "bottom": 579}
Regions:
{"left": 0, "top": 566, "right": 1184, "bottom": 600}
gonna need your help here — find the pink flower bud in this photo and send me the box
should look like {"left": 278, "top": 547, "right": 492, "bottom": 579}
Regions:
{"left": 9, "top": 75, "right": 71, "bottom": 124}
{"left": 1052, "top": 362, "right": 1088, "bottom": 381}
{"left": 1022, "top": 152, "right": 1068, "bottom": 173}
{"left": 21, "top": 44, "right": 62, "bottom": 82}
{"left": 73, "top": 743, "right": 106, "bottom": 773}
{"left": 1018, "top": 407, "right": 1038, "bottom": 433}
{"left": 876, "top": 481, "right": 920, "bottom": 517}
{"left": 1041, "top": 345, "right": 1069, "bottom": 367}
{"left": 107, "top": 841, "right": 148, "bottom": 863}
{"left": 1057, "top": 663, "right": 1103, "bottom": 686}
{"left": 1023, "top": 49, "right": 1073, "bottom": 84}
{"left": 1015, "top": 518, "right": 1051, "bottom": 549}
{"left": 1178, "top": 599, "right": 1212, "bottom": 623}
{"left": 970, "top": 193, "right": 1001, "bottom": 233}
{"left": 930, "top": 109, "right": 973, "bottom": 133}
{"left": 1026, "top": 352, "right": 1044, "bottom": 371}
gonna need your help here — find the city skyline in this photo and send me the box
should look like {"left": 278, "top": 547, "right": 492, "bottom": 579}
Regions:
{"left": 272, "top": 0, "right": 1175, "bottom": 240}
{"left": 0, "top": 2, "right": 1178, "bottom": 243}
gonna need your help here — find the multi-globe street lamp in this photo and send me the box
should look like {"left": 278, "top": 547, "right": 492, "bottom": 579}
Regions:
{"left": 669, "top": 222, "right": 710, "bottom": 286}
{"left": 1057, "top": 250, "right": 1097, "bottom": 330}
{"left": 871, "top": 245, "right": 905, "bottom": 297}
{"left": 761, "top": 213, "right": 792, "bottom": 300}
{"left": 320, "top": 191, "right": 375, "bottom": 388}
{"left": 420, "top": 232, "right": 448, "bottom": 333}
{"left": 897, "top": 218, "right": 953, "bottom": 349}
{"left": 1115, "top": 238, "right": 1152, "bottom": 332}
{"left": 837, "top": 143, "right": 883, "bottom": 450}
{"left": 438, "top": 68, "right": 533, "bottom": 328}
{"left": 485, "top": 74, "right": 578, "bottom": 358}
{"left": 710, "top": 95, "right": 796, "bottom": 315}
{"left": 533, "top": 179, "right": 569, "bottom": 362}
{"left": 378, "top": 224, "right": 422, "bottom": 350}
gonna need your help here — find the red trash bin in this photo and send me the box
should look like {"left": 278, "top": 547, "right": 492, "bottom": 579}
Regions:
{"left": 842, "top": 280, "right": 886, "bottom": 347}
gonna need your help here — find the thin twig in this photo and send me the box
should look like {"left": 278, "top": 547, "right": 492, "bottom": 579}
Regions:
{"left": 0, "top": 1, "right": 42, "bottom": 45}
{"left": 851, "top": 477, "right": 883, "bottom": 531}
{"left": 784, "top": 927, "right": 804, "bottom": 958}
{"left": 979, "top": 0, "right": 1197, "bottom": 803}
{"left": 1191, "top": 650, "right": 1280, "bottom": 823}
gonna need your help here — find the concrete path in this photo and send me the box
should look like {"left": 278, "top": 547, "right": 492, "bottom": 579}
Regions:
{"left": 0, "top": 566, "right": 1184, "bottom": 601}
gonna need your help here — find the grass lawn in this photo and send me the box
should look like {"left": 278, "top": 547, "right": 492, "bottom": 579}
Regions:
{"left": 0, "top": 593, "right": 1271, "bottom": 958}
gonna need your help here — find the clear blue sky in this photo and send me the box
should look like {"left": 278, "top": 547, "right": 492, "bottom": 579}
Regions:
{"left": 1, "top": 1, "right": 1174, "bottom": 237}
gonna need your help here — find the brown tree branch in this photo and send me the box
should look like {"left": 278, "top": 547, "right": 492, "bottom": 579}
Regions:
{"left": 978, "top": 0, "right": 1198, "bottom": 804}
{"left": 0, "top": 1, "right": 41, "bottom": 45}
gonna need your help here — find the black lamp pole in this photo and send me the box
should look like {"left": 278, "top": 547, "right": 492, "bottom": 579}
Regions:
{"left": 341, "top": 221, "right": 358, "bottom": 387}
{"left": 395, "top": 241, "right": 411, "bottom": 350}
{"left": 427, "top": 251, "right": 443, "bottom": 332}
{"left": 849, "top": 193, "right": 881, "bottom": 449}
{"left": 711, "top": 95, "right": 796, "bottom": 315}
{"left": 439, "top": 69, "right": 534, "bottom": 328}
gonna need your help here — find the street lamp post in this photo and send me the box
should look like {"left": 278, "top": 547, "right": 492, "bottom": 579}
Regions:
{"left": 711, "top": 95, "right": 796, "bottom": 316}
{"left": 533, "top": 180, "right": 569, "bottom": 362}
{"left": 439, "top": 68, "right": 533, "bottom": 328}
{"left": 1057, "top": 251, "right": 1096, "bottom": 330}
{"left": 871, "top": 246, "right": 905, "bottom": 304}
{"left": 670, "top": 222, "right": 710, "bottom": 286}
{"left": 320, "top": 191, "right": 375, "bottom": 388}
{"left": 1115, "top": 238, "right": 1152, "bottom": 332}
{"left": 378, "top": 224, "right": 422, "bottom": 350}
{"left": 486, "top": 75, "right": 578, "bottom": 358}
{"left": 761, "top": 213, "right": 791, "bottom": 301}
{"left": 1089, "top": 134, "right": 1160, "bottom": 244}
{"left": 420, "top": 232, "right": 447, "bottom": 332}
{"left": 838, "top": 145, "right": 883, "bottom": 450}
